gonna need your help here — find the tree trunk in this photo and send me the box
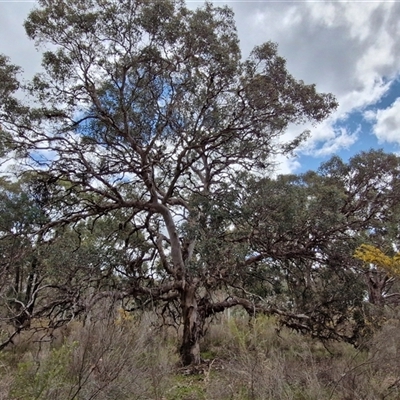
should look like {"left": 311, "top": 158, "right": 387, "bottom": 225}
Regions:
{"left": 179, "top": 284, "right": 203, "bottom": 366}
{"left": 366, "top": 270, "right": 387, "bottom": 305}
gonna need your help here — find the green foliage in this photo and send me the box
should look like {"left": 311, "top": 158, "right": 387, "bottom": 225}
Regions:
{"left": 10, "top": 341, "right": 78, "bottom": 400}
{"left": 166, "top": 374, "right": 207, "bottom": 400}
{"left": 0, "top": 55, "right": 20, "bottom": 98}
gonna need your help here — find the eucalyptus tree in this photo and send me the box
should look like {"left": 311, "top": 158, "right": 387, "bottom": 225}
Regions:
{"left": 1, "top": 0, "right": 337, "bottom": 364}
{"left": 0, "top": 176, "right": 49, "bottom": 348}
{"left": 238, "top": 150, "right": 400, "bottom": 344}
{"left": 0, "top": 174, "right": 152, "bottom": 350}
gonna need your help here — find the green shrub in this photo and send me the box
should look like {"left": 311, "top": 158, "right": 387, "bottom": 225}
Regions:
{"left": 10, "top": 341, "right": 78, "bottom": 400}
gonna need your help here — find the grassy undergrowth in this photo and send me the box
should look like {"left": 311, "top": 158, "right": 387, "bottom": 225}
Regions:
{"left": 1, "top": 310, "right": 400, "bottom": 400}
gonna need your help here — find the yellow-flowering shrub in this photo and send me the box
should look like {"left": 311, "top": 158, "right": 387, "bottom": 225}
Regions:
{"left": 354, "top": 244, "right": 400, "bottom": 277}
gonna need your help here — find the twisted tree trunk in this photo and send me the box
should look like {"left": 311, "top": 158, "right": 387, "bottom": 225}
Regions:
{"left": 179, "top": 283, "right": 203, "bottom": 366}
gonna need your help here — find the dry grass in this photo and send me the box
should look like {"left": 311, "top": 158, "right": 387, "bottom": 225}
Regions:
{"left": 1, "top": 307, "right": 400, "bottom": 399}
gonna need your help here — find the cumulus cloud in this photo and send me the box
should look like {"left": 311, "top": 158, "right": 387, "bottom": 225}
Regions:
{"left": 293, "top": 119, "right": 359, "bottom": 157}
{"left": 365, "top": 98, "right": 400, "bottom": 145}
{"left": 232, "top": 1, "right": 400, "bottom": 94}
{"left": 274, "top": 155, "right": 302, "bottom": 176}
{"left": 0, "top": 3, "right": 40, "bottom": 79}
{"left": 226, "top": 0, "right": 400, "bottom": 163}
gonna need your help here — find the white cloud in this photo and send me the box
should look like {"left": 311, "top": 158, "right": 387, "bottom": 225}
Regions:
{"left": 366, "top": 98, "right": 400, "bottom": 145}
{"left": 0, "top": 3, "right": 40, "bottom": 80}
{"left": 227, "top": 0, "right": 400, "bottom": 166}
{"left": 338, "top": 78, "right": 392, "bottom": 117}
{"left": 298, "top": 121, "right": 359, "bottom": 157}
{"left": 272, "top": 154, "right": 302, "bottom": 176}
{"left": 312, "top": 127, "right": 359, "bottom": 157}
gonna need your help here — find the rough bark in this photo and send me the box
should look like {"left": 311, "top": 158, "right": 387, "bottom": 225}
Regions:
{"left": 179, "top": 284, "right": 203, "bottom": 366}
{"left": 365, "top": 270, "right": 390, "bottom": 305}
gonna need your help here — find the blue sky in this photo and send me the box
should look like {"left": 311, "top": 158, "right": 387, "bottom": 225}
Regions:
{"left": 297, "top": 77, "right": 400, "bottom": 173}
{"left": 1, "top": 0, "right": 400, "bottom": 175}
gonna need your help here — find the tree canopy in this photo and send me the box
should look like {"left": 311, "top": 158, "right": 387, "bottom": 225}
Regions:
{"left": 3, "top": 0, "right": 400, "bottom": 366}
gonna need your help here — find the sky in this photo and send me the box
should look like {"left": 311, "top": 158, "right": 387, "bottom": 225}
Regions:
{"left": 0, "top": 0, "right": 399, "bottom": 175}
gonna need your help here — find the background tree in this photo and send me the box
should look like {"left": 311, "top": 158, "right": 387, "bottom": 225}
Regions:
{"left": 0, "top": 176, "right": 156, "bottom": 350}
{"left": 234, "top": 150, "right": 400, "bottom": 343}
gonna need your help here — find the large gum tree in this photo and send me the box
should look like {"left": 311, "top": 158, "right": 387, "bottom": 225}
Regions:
{"left": 1, "top": 0, "right": 337, "bottom": 365}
